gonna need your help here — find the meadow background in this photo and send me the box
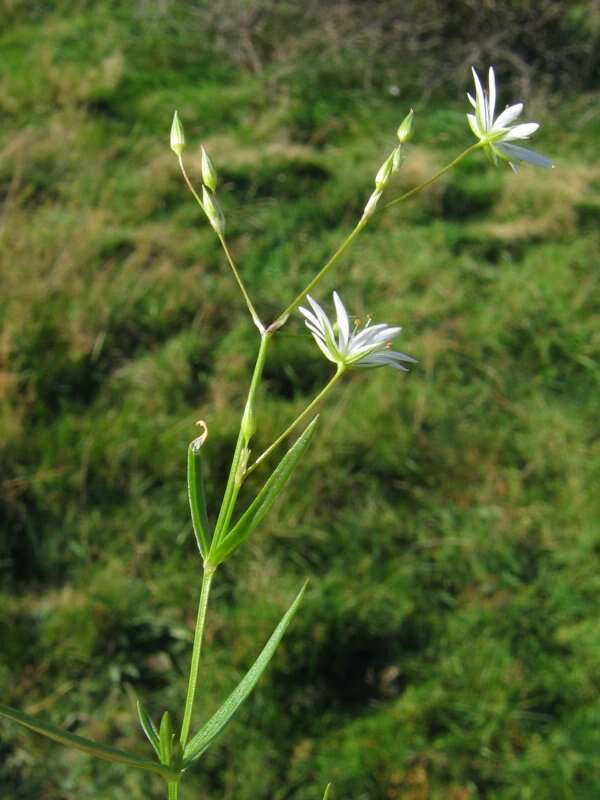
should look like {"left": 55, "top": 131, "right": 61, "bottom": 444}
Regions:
{"left": 1, "top": 1, "right": 600, "bottom": 797}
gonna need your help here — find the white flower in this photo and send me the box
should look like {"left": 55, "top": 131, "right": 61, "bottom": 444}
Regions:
{"left": 299, "top": 292, "right": 417, "bottom": 372}
{"left": 467, "top": 66, "right": 552, "bottom": 171}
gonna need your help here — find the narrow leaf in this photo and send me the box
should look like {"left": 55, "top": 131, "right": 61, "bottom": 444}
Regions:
{"left": 159, "top": 711, "right": 174, "bottom": 766}
{"left": 183, "top": 581, "right": 307, "bottom": 764}
{"left": 188, "top": 423, "right": 210, "bottom": 557}
{"left": 323, "top": 783, "right": 332, "bottom": 799}
{"left": 0, "top": 703, "right": 179, "bottom": 781}
{"left": 136, "top": 699, "right": 160, "bottom": 758}
{"left": 209, "top": 417, "right": 319, "bottom": 565}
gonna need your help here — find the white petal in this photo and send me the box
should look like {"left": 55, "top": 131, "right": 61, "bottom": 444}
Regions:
{"left": 467, "top": 92, "right": 477, "bottom": 109}
{"left": 492, "top": 103, "right": 523, "bottom": 130}
{"left": 487, "top": 66, "right": 496, "bottom": 125}
{"left": 369, "top": 326, "right": 402, "bottom": 346}
{"left": 358, "top": 353, "right": 409, "bottom": 371}
{"left": 467, "top": 113, "right": 482, "bottom": 139}
{"left": 299, "top": 305, "right": 322, "bottom": 331}
{"left": 306, "top": 295, "right": 329, "bottom": 327}
{"left": 311, "top": 332, "right": 338, "bottom": 364}
{"left": 307, "top": 295, "right": 336, "bottom": 348}
{"left": 471, "top": 67, "right": 487, "bottom": 132}
{"left": 496, "top": 142, "right": 553, "bottom": 168}
{"left": 333, "top": 292, "right": 350, "bottom": 351}
{"left": 502, "top": 122, "right": 539, "bottom": 141}
{"left": 351, "top": 323, "right": 392, "bottom": 349}
{"left": 304, "top": 321, "right": 326, "bottom": 340}
{"left": 384, "top": 350, "right": 418, "bottom": 363}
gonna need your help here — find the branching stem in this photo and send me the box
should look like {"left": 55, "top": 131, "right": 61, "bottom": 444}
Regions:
{"left": 211, "top": 331, "right": 272, "bottom": 546}
{"left": 274, "top": 218, "right": 368, "bottom": 327}
{"left": 177, "top": 155, "right": 264, "bottom": 332}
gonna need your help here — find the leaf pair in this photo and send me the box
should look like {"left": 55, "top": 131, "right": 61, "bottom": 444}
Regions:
{"left": 183, "top": 580, "right": 307, "bottom": 762}
{"left": 188, "top": 416, "right": 319, "bottom": 566}
{"left": 0, "top": 703, "right": 180, "bottom": 782}
{"left": 136, "top": 705, "right": 182, "bottom": 771}
{"left": 0, "top": 582, "right": 306, "bottom": 781}
{"left": 206, "top": 416, "right": 319, "bottom": 566}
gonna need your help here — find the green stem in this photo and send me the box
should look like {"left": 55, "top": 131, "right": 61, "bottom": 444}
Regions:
{"left": 168, "top": 781, "right": 179, "bottom": 800}
{"left": 246, "top": 364, "right": 346, "bottom": 477}
{"left": 179, "top": 566, "right": 215, "bottom": 750}
{"left": 273, "top": 218, "right": 368, "bottom": 327}
{"left": 273, "top": 144, "right": 480, "bottom": 329}
{"left": 212, "top": 433, "right": 244, "bottom": 546}
{"left": 211, "top": 331, "right": 272, "bottom": 546}
{"left": 384, "top": 142, "right": 482, "bottom": 209}
{"left": 218, "top": 234, "right": 265, "bottom": 333}
{"left": 177, "top": 155, "right": 264, "bottom": 332}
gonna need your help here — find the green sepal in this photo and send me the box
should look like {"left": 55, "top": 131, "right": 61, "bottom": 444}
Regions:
{"left": 0, "top": 703, "right": 180, "bottom": 781}
{"left": 188, "top": 425, "right": 211, "bottom": 557}
{"left": 136, "top": 699, "right": 160, "bottom": 758}
{"left": 323, "top": 783, "right": 332, "bottom": 799}
{"left": 208, "top": 416, "right": 319, "bottom": 566}
{"left": 183, "top": 581, "right": 307, "bottom": 764}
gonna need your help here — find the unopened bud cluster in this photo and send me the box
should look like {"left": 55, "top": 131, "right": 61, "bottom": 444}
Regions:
{"left": 170, "top": 111, "right": 225, "bottom": 235}
{"left": 200, "top": 144, "right": 224, "bottom": 235}
{"left": 362, "top": 108, "right": 414, "bottom": 219}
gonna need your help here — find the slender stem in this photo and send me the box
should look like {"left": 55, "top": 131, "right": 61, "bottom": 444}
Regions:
{"left": 210, "top": 332, "right": 272, "bottom": 547}
{"left": 273, "top": 144, "right": 481, "bottom": 329}
{"left": 177, "top": 154, "right": 205, "bottom": 213}
{"left": 246, "top": 364, "right": 346, "bottom": 477}
{"left": 177, "top": 155, "right": 264, "bottom": 332}
{"left": 168, "top": 781, "right": 179, "bottom": 800}
{"left": 273, "top": 218, "right": 368, "bottom": 327}
{"left": 384, "top": 142, "right": 482, "bottom": 209}
{"left": 212, "top": 433, "right": 244, "bottom": 547}
{"left": 179, "top": 566, "right": 215, "bottom": 749}
{"left": 218, "top": 233, "right": 265, "bottom": 333}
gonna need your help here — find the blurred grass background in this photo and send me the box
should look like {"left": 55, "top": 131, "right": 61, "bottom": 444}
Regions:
{"left": 1, "top": 1, "right": 600, "bottom": 798}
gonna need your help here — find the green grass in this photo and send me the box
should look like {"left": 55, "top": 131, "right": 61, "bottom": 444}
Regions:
{"left": 1, "top": 4, "right": 600, "bottom": 799}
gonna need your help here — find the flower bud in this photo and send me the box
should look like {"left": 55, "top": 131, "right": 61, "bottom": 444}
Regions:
{"left": 397, "top": 109, "right": 414, "bottom": 143}
{"left": 241, "top": 400, "right": 256, "bottom": 444}
{"left": 170, "top": 111, "right": 185, "bottom": 155}
{"left": 202, "top": 186, "right": 225, "bottom": 235}
{"left": 374, "top": 152, "right": 395, "bottom": 191}
{"left": 362, "top": 189, "right": 382, "bottom": 220}
{"left": 201, "top": 146, "right": 218, "bottom": 192}
{"left": 392, "top": 145, "right": 403, "bottom": 173}
{"left": 235, "top": 445, "right": 250, "bottom": 487}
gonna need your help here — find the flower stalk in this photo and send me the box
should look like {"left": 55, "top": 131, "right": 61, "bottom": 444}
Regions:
{"left": 246, "top": 363, "right": 346, "bottom": 477}
{"left": 273, "top": 216, "right": 368, "bottom": 328}
{"left": 385, "top": 142, "right": 482, "bottom": 209}
{"left": 176, "top": 152, "right": 264, "bottom": 333}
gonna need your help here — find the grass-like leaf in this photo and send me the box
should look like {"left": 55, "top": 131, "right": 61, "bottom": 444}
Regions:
{"left": 0, "top": 703, "right": 180, "bottom": 781}
{"left": 323, "top": 783, "right": 332, "bottom": 799}
{"left": 188, "top": 427, "right": 211, "bottom": 557}
{"left": 136, "top": 699, "right": 160, "bottom": 758}
{"left": 183, "top": 581, "right": 307, "bottom": 764}
{"left": 208, "top": 417, "right": 319, "bottom": 566}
